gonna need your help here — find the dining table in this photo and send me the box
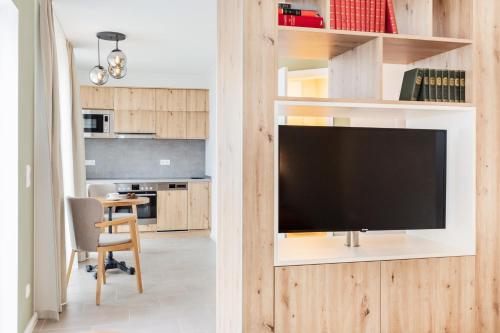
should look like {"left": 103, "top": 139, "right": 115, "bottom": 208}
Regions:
{"left": 94, "top": 196, "right": 149, "bottom": 275}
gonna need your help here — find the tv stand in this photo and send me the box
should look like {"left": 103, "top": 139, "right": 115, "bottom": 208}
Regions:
{"left": 345, "top": 231, "right": 360, "bottom": 247}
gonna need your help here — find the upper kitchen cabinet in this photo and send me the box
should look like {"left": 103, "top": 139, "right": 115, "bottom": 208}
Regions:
{"left": 114, "top": 88, "right": 156, "bottom": 111}
{"left": 156, "top": 89, "right": 187, "bottom": 112}
{"left": 187, "top": 89, "right": 209, "bottom": 111}
{"left": 114, "top": 110, "right": 156, "bottom": 134}
{"left": 80, "top": 86, "right": 114, "bottom": 110}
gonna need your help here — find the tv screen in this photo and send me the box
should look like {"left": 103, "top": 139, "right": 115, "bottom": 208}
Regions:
{"left": 278, "top": 125, "right": 446, "bottom": 233}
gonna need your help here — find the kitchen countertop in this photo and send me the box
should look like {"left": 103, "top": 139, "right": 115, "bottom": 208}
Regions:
{"left": 86, "top": 177, "right": 211, "bottom": 184}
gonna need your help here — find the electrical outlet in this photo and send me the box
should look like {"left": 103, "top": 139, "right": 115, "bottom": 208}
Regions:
{"left": 85, "top": 160, "right": 96, "bottom": 166}
{"left": 25, "top": 284, "right": 30, "bottom": 299}
{"left": 160, "top": 159, "right": 170, "bottom": 166}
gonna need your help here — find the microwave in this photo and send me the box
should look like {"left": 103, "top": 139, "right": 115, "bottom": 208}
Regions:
{"left": 83, "top": 109, "right": 115, "bottom": 138}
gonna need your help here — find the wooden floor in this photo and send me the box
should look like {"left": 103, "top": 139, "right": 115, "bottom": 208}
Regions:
{"left": 35, "top": 232, "right": 215, "bottom": 333}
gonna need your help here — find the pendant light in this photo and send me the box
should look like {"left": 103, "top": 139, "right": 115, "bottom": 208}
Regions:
{"left": 89, "top": 37, "right": 109, "bottom": 85}
{"left": 108, "top": 40, "right": 127, "bottom": 69}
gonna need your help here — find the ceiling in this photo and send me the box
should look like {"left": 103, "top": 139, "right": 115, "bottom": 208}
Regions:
{"left": 52, "top": 0, "right": 216, "bottom": 77}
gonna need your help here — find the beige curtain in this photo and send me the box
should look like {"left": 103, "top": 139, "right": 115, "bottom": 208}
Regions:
{"left": 35, "top": 0, "right": 66, "bottom": 319}
{"left": 67, "top": 42, "right": 86, "bottom": 198}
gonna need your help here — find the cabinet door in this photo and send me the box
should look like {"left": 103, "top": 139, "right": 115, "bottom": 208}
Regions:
{"left": 275, "top": 262, "right": 381, "bottom": 333}
{"left": 156, "top": 89, "right": 187, "bottom": 111}
{"left": 114, "top": 88, "right": 155, "bottom": 110}
{"left": 188, "top": 182, "right": 210, "bottom": 230}
{"left": 187, "top": 112, "right": 208, "bottom": 139}
{"left": 381, "top": 257, "right": 475, "bottom": 333}
{"left": 80, "top": 86, "right": 114, "bottom": 109}
{"left": 114, "top": 110, "right": 156, "bottom": 133}
{"left": 187, "top": 89, "right": 208, "bottom": 111}
{"left": 156, "top": 111, "right": 186, "bottom": 139}
{"left": 157, "top": 190, "right": 188, "bottom": 231}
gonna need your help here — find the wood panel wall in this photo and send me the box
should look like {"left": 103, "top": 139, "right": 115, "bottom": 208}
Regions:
{"left": 474, "top": 0, "right": 500, "bottom": 332}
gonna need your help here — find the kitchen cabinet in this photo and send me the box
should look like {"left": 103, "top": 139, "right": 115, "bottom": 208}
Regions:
{"left": 80, "top": 86, "right": 114, "bottom": 109}
{"left": 114, "top": 88, "right": 155, "bottom": 111}
{"left": 187, "top": 89, "right": 208, "bottom": 111}
{"left": 156, "top": 89, "right": 187, "bottom": 112}
{"left": 114, "top": 110, "right": 156, "bottom": 134}
{"left": 187, "top": 112, "right": 208, "bottom": 139}
{"left": 188, "top": 182, "right": 210, "bottom": 229}
{"left": 157, "top": 189, "right": 188, "bottom": 231}
{"left": 156, "top": 111, "right": 187, "bottom": 139}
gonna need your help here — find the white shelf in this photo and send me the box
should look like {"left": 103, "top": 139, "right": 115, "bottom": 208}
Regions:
{"left": 275, "top": 234, "right": 474, "bottom": 267}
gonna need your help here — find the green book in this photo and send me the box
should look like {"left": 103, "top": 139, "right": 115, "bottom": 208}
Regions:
{"left": 449, "top": 71, "right": 456, "bottom": 103}
{"left": 429, "top": 69, "right": 437, "bottom": 102}
{"left": 400, "top": 68, "right": 423, "bottom": 101}
{"left": 459, "top": 70, "right": 466, "bottom": 103}
{"left": 442, "top": 70, "right": 449, "bottom": 102}
{"left": 436, "top": 70, "right": 443, "bottom": 102}
{"left": 418, "top": 69, "right": 430, "bottom": 101}
{"left": 454, "top": 70, "right": 461, "bottom": 103}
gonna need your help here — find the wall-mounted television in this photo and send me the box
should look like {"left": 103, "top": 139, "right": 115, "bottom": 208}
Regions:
{"left": 278, "top": 125, "right": 447, "bottom": 233}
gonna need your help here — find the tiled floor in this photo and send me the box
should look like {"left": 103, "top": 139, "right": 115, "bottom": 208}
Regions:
{"left": 35, "top": 232, "right": 216, "bottom": 333}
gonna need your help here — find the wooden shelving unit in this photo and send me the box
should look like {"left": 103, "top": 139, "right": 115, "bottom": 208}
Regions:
{"left": 278, "top": 0, "right": 475, "bottom": 104}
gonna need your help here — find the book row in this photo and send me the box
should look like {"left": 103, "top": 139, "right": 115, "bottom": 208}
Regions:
{"left": 278, "top": 3, "right": 325, "bottom": 29}
{"left": 330, "top": 0, "right": 398, "bottom": 33}
{"left": 400, "top": 68, "right": 466, "bottom": 103}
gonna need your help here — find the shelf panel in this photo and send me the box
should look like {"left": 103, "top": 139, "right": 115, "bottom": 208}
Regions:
{"left": 278, "top": 26, "right": 472, "bottom": 63}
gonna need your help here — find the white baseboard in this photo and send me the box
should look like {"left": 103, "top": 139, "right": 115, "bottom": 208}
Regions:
{"left": 23, "top": 312, "right": 37, "bottom": 333}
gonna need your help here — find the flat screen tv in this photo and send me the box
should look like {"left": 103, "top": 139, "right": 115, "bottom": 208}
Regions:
{"left": 278, "top": 125, "right": 447, "bottom": 233}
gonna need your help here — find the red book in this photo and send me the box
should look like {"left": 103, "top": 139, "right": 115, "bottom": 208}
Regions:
{"left": 368, "top": 0, "right": 376, "bottom": 32}
{"left": 360, "top": 0, "right": 367, "bottom": 31}
{"left": 340, "top": 0, "right": 347, "bottom": 30}
{"left": 349, "top": 0, "right": 356, "bottom": 30}
{"left": 284, "top": 15, "right": 325, "bottom": 28}
{"left": 380, "top": 0, "right": 386, "bottom": 32}
{"left": 330, "top": 0, "right": 336, "bottom": 29}
{"left": 355, "top": 0, "right": 362, "bottom": 31}
{"left": 385, "top": 0, "right": 398, "bottom": 33}
{"left": 375, "top": 0, "right": 381, "bottom": 32}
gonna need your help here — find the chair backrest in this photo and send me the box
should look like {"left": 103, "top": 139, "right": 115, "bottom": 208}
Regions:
{"left": 67, "top": 197, "right": 103, "bottom": 252}
{"left": 88, "top": 183, "right": 117, "bottom": 198}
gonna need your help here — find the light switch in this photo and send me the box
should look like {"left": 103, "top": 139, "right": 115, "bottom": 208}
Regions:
{"left": 160, "top": 159, "right": 171, "bottom": 166}
{"left": 85, "top": 160, "right": 96, "bottom": 166}
{"left": 25, "top": 164, "right": 31, "bottom": 188}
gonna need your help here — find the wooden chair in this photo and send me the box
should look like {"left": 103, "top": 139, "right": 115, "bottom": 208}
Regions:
{"left": 67, "top": 197, "right": 143, "bottom": 305}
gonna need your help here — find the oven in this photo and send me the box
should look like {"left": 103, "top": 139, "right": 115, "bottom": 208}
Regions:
{"left": 83, "top": 109, "right": 114, "bottom": 138}
{"left": 115, "top": 183, "right": 157, "bottom": 225}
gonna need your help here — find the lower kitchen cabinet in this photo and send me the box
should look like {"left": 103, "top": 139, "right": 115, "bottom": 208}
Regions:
{"left": 114, "top": 109, "right": 156, "bottom": 134}
{"left": 188, "top": 182, "right": 210, "bottom": 229}
{"left": 157, "top": 189, "right": 188, "bottom": 231}
{"left": 275, "top": 262, "right": 381, "bottom": 333}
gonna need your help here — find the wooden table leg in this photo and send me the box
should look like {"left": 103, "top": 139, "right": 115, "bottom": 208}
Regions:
{"left": 132, "top": 205, "right": 141, "bottom": 252}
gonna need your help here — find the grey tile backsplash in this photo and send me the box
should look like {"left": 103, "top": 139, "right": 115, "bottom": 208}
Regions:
{"left": 85, "top": 139, "right": 205, "bottom": 179}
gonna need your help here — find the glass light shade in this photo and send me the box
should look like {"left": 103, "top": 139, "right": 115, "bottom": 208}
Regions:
{"left": 107, "top": 49, "right": 127, "bottom": 68}
{"left": 89, "top": 65, "right": 109, "bottom": 85}
{"left": 108, "top": 65, "right": 127, "bottom": 79}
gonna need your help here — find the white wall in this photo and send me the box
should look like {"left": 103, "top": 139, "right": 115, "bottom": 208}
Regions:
{"left": 0, "top": 1, "right": 18, "bottom": 332}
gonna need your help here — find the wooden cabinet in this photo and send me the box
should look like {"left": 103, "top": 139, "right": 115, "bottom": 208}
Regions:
{"left": 156, "top": 89, "right": 187, "bottom": 112}
{"left": 80, "top": 86, "right": 114, "bottom": 109}
{"left": 187, "top": 112, "right": 208, "bottom": 139}
{"left": 188, "top": 182, "right": 210, "bottom": 229}
{"left": 157, "top": 190, "right": 188, "bottom": 231}
{"left": 275, "top": 262, "right": 381, "bottom": 333}
{"left": 114, "top": 88, "right": 155, "bottom": 111}
{"left": 187, "top": 89, "right": 208, "bottom": 111}
{"left": 381, "top": 257, "right": 475, "bottom": 333}
{"left": 156, "top": 111, "right": 187, "bottom": 139}
{"left": 114, "top": 110, "right": 156, "bottom": 134}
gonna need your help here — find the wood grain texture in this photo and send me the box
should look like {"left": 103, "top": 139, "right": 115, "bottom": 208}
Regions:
{"left": 433, "top": 0, "right": 473, "bottom": 39}
{"left": 114, "top": 110, "right": 155, "bottom": 134}
{"left": 187, "top": 112, "right": 208, "bottom": 139}
{"left": 393, "top": 0, "right": 433, "bottom": 36}
{"left": 474, "top": 0, "right": 500, "bottom": 331}
{"left": 187, "top": 89, "right": 208, "bottom": 111}
{"left": 188, "top": 182, "right": 210, "bottom": 230}
{"left": 157, "top": 190, "right": 188, "bottom": 231}
{"left": 80, "top": 86, "right": 114, "bottom": 109}
{"left": 155, "top": 89, "right": 187, "bottom": 112}
{"left": 155, "top": 111, "right": 187, "bottom": 139}
{"left": 114, "top": 88, "right": 155, "bottom": 111}
{"left": 275, "top": 262, "right": 381, "bottom": 333}
{"left": 381, "top": 257, "right": 475, "bottom": 333}
{"left": 329, "top": 38, "right": 382, "bottom": 99}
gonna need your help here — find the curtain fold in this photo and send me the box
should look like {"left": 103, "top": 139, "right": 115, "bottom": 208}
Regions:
{"left": 35, "top": 0, "right": 66, "bottom": 319}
